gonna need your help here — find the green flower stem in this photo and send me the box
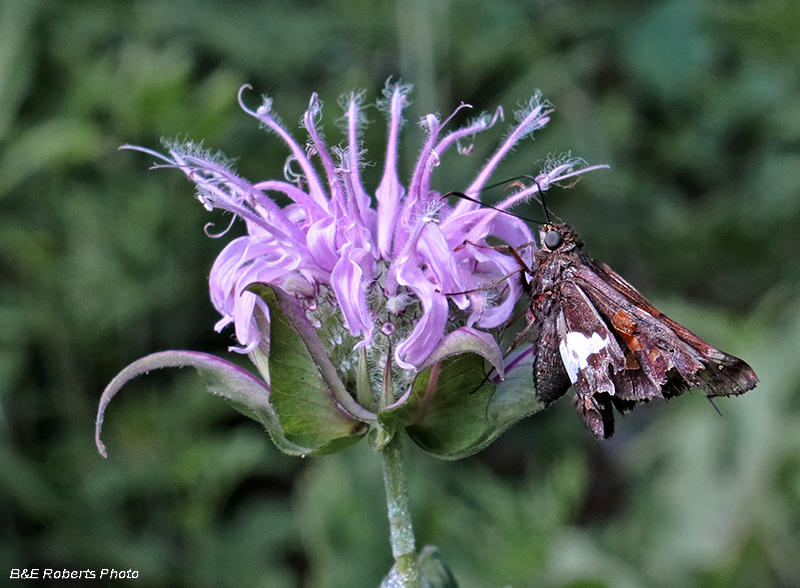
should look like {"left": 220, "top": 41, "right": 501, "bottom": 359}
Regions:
{"left": 381, "top": 434, "right": 422, "bottom": 588}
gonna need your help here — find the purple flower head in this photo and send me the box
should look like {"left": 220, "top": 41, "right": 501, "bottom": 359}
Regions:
{"left": 127, "top": 83, "right": 603, "bottom": 374}
{"left": 101, "top": 81, "right": 608, "bottom": 458}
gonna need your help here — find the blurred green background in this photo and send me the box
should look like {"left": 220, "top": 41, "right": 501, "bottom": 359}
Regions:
{"left": 2, "top": 0, "right": 799, "bottom": 586}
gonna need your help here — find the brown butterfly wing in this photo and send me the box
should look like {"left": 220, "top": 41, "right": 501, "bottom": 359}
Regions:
{"left": 532, "top": 305, "right": 572, "bottom": 408}
{"left": 553, "top": 280, "right": 629, "bottom": 438}
{"left": 571, "top": 256, "right": 759, "bottom": 398}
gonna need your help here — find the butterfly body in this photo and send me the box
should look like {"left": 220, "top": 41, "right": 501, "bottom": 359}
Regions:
{"left": 526, "top": 223, "right": 758, "bottom": 438}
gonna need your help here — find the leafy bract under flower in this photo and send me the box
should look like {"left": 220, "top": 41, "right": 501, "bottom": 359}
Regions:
{"left": 99, "top": 82, "right": 607, "bottom": 458}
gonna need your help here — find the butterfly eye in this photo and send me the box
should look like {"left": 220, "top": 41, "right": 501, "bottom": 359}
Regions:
{"left": 544, "top": 229, "right": 563, "bottom": 250}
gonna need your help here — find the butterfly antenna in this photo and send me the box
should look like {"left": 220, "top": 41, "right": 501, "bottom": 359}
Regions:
{"left": 498, "top": 174, "right": 555, "bottom": 224}
{"left": 481, "top": 175, "right": 537, "bottom": 191}
{"left": 534, "top": 180, "right": 555, "bottom": 224}
{"left": 442, "top": 191, "right": 545, "bottom": 224}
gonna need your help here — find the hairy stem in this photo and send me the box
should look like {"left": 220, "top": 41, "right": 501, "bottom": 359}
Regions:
{"left": 381, "top": 434, "right": 422, "bottom": 587}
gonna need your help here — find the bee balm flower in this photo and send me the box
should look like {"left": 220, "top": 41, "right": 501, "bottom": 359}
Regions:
{"left": 97, "top": 82, "right": 603, "bottom": 458}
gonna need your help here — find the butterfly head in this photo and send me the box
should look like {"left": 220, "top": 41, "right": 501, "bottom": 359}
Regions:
{"left": 540, "top": 223, "right": 582, "bottom": 252}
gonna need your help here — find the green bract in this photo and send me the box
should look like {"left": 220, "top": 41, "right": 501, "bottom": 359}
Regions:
{"left": 96, "top": 283, "right": 544, "bottom": 459}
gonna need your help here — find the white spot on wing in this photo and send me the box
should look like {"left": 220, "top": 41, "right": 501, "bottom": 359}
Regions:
{"left": 559, "top": 331, "right": 610, "bottom": 384}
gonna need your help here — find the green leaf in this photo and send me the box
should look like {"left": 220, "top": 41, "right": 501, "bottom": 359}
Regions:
{"left": 397, "top": 342, "right": 542, "bottom": 459}
{"left": 377, "top": 328, "right": 537, "bottom": 459}
{"left": 401, "top": 351, "right": 496, "bottom": 458}
{"left": 95, "top": 350, "right": 320, "bottom": 458}
{"left": 481, "top": 350, "right": 544, "bottom": 448}
{"left": 247, "top": 283, "right": 371, "bottom": 452}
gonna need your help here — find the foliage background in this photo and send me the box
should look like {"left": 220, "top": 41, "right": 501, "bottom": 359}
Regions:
{"left": 2, "top": 0, "right": 799, "bottom": 586}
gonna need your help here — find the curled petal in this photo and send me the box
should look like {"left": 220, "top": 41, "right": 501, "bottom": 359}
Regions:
{"left": 231, "top": 292, "right": 260, "bottom": 353}
{"left": 467, "top": 248, "right": 522, "bottom": 329}
{"left": 306, "top": 217, "right": 340, "bottom": 272}
{"left": 394, "top": 266, "right": 449, "bottom": 369}
{"left": 330, "top": 247, "right": 375, "bottom": 345}
{"left": 418, "top": 224, "right": 468, "bottom": 310}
